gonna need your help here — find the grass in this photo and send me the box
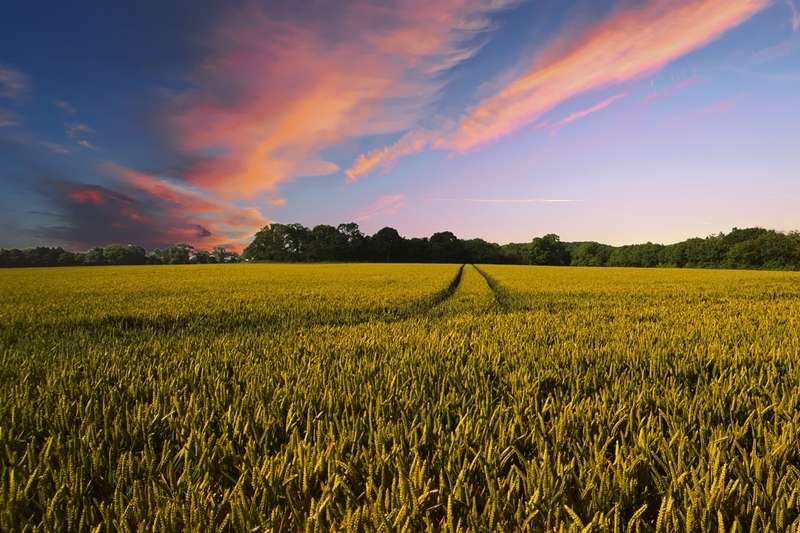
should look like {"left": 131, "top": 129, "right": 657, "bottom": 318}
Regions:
{"left": 1, "top": 263, "right": 799, "bottom": 531}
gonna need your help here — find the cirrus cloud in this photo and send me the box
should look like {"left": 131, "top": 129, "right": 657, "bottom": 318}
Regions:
{"left": 353, "top": 194, "right": 406, "bottom": 222}
{"left": 0, "top": 65, "right": 30, "bottom": 100}
{"left": 169, "top": 0, "right": 517, "bottom": 198}
{"left": 347, "top": 0, "right": 769, "bottom": 178}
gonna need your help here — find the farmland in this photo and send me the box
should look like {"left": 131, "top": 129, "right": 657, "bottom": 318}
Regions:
{"left": 1, "top": 264, "right": 799, "bottom": 531}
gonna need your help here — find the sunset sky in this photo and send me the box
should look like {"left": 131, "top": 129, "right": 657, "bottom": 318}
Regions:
{"left": 1, "top": 0, "right": 798, "bottom": 251}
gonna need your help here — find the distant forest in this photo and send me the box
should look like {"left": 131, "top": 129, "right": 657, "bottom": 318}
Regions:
{"left": 2, "top": 224, "right": 800, "bottom": 270}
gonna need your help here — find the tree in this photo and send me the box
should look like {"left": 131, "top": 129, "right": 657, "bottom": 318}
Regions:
{"left": 337, "top": 223, "right": 367, "bottom": 260}
{"left": 429, "top": 231, "right": 465, "bottom": 263}
{"left": 463, "top": 238, "right": 510, "bottom": 264}
{"left": 530, "top": 234, "right": 570, "bottom": 266}
{"left": 102, "top": 244, "right": 147, "bottom": 265}
{"left": 153, "top": 244, "right": 193, "bottom": 264}
{"left": 243, "top": 223, "right": 311, "bottom": 261}
{"left": 83, "top": 247, "right": 105, "bottom": 265}
{"left": 570, "top": 242, "right": 612, "bottom": 266}
{"left": 370, "top": 227, "right": 404, "bottom": 262}
{"left": 309, "top": 224, "right": 346, "bottom": 261}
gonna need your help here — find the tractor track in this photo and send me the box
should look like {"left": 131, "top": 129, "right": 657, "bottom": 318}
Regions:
{"left": 472, "top": 264, "right": 514, "bottom": 311}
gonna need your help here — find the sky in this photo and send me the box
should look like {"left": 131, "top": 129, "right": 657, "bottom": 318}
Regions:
{"left": 1, "top": 0, "right": 799, "bottom": 251}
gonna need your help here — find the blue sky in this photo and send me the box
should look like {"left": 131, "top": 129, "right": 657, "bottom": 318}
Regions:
{"left": 1, "top": 0, "right": 798, "bottom": 250}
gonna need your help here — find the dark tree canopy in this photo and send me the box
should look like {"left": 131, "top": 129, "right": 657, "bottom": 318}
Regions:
{"left": 3, "top": 226, "right": 800, "bottom": 270}
{"left": 529, "top": 234, "right": 570, "bottom": 266}
{"left": 0, "top": 244, "right": 239, "bottom": 267}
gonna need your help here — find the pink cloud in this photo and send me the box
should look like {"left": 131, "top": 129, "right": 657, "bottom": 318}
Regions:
{"left": 101, "top": 162, "right": 269, "bottom": 250}
{"left": 788, "top": 0, "right": 800, "bottom": 31}
{"left": 0, "top": 65, "right": 30, "bottom": 100}
{"left": 67, "top": 188, "right": 106, "bottom": 205}
{"left": 445, "top": 0, "right": 768, "bottom": 151}
{"left": 346, "top": 128, "right": 436, "bottom": 182}
{"left": 430, "top": 196, "right": 578, "bottom": 204}
{"left": 645, "top": 75, "right": 704, "bottom": 103}
{"left": 550, "top": 93, "right": 626, "bottom": 130}
{"left": 694, "top": 95, "right": 740, "bottom": 120}
{"left": 169, "top": 1, "right": 515, "bottom": 198}
{"left": 354, "top": 194, "right": 406, "bottom": 222}
{"left": 346, "top": 0, "right": 767, "bottom": 177}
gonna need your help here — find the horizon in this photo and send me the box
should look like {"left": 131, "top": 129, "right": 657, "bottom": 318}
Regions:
{"left": 2, "top": 1, "right": 799, "bottom": 251}
{"left": 2, "top": 222, "right": 794, "bottom": 254}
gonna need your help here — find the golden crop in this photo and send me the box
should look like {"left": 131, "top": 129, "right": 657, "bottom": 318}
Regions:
{"left": 1, "top": 264, "right": 799, "bottom": 531}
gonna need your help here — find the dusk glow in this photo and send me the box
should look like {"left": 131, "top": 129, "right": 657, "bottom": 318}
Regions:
{"left": 1, "top": 0, "right": 798, "bottom": 250}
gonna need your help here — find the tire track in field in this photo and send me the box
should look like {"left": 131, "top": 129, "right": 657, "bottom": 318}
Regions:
{"left": 423, "top": 264, "right": 465, "bottom": 309}
{"left": 13, "top": 264, "right": 470, "bottom": 341}
{"left": 472, "top": 264, "right": 514, "bottom": 311}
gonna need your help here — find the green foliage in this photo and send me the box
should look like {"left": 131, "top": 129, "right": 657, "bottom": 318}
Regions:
{"left": 4, "top": 226, "right": 800, "bottom": 271}
{"left": 2, "top": 263, "right": 799, "bottom": 531}
{"left": 504, "top": 228, "right": 800, "bottom": 270}
{"left": 0, "top": 244, "right": 240, "bottom": 267}
{"left": 529, "top": 233, "right": 570, "bottom": 265}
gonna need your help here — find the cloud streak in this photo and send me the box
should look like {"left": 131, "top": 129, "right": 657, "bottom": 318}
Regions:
{"left": 788, "top": 0, "right": 800, "bottom": 30}
{"left": 348, "top": 0, "right": 769, "bottom": 176}
{"left": 446, "top": 0, "right": 768, "bottom": 151}
{"left": 550, "top": 93, "right": 626, "bottom": 130}
{"left": 0, "top": 65, "right": 30, "bottom": 100}
{"left": 0, "top": 108, "right": 18, "bottom": 128}
{"left": 430, "top": 196, "right": 579, "bottom": 204}
{"left": 170, "top": 0, "right": 515, "bottom": 198}
{"left": 354, "top": 194, "right": 406, "bottom": 222}
{"left": 347, "top": 129, "right": 437, "bottom": 182}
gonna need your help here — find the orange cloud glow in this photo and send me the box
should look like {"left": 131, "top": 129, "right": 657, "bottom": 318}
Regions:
{"left": 346, "top": 129, "right": 436, "bottom": 182}
{"left": 445, "top": 0, "right": 768, "bottom": 151}
{"left": 67, "top": 188, "right": 106, "bottom": 205}
{"left": 172, "top": 1, "right": 515, "bottom": 198}
{"left": 346, "top": 0, "right": 767, "bottom": 179}
{"left": 550, "top": 93, "right": 626, "bottom": 130}
{"left": 103, "top": 162, "right": 269, "bottom": 250}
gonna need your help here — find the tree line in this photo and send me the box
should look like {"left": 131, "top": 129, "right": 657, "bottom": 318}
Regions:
{"left": 521, "top": 228, "right": 800, "bottom": 270}
{"left": 0, "top": 244, "right": 240, "bottom": 267}
{"left": 3, "top": 224, "right": 800, "bottom": 270}
{"left": 241, "top": 223, "right": 800, "bottom": 270}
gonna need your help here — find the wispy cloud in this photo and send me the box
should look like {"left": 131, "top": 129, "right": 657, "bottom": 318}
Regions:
{"left": 347, "top": 128, "right": 436, "bottom": 182}
{"left": 41, "top": 142, "right": 71, "bottom": 155}
{"left": 169, "top": 1, "right": 516, "bottom": 199}
{"left": 66, "top": 123, "right": 98, "bottom": 150}
{"left": 347, "top": 0, "right": 769, "bottom": 177}
{"left": 550, "top": 93, "right": 626, "bottom": 130}
{"left": 788, "top": 0, "right": 800, "bottom": 31}
{"left": 645, "top": 75, "right": 704, "bottom": 102}
{"left": 445, "top": 0, "right": 768, "bottom": 151}
{"left": 430, "top": 196, "right": 579, "bottom": 204}
{"left": 54, "top": 100, "right": 77, "bottom": 114}
{"left": 751, "top": 39, "right": 798, "bottom": 64}
{"left": 0, "top": 65, "right": 30, "bottom": 100}
{"left": 77, "top": 139, "right": 98, "bottom": 150}
{"left": 66, "top": 123, "right": 92, "bottom": 139}
{"left": 353, "top": 194, "right": 406, "bottom": 222}
{"left": 0, "top": 108, "right": 18, "bottom": 128}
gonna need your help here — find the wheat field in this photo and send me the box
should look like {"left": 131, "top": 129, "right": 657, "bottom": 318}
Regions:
{"left": 1, "top": 264, "right": 799, "bottom": 531}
